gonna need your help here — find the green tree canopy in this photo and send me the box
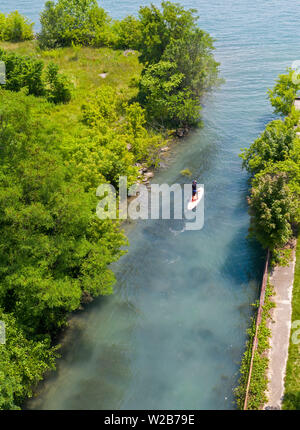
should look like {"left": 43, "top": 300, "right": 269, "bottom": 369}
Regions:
{"left": 138, "top": 60, "right": 201, "bottom": 127}
{"left": 248, "top": 173, "right": 296, "bottom": 250}
{"left": 135, "top": 2, "right": 219, "bottom": 128}
{"left": 0, "top": 11, "right": 34, "bottom": 42}
{"left": 0, "top": 91, "right": 126, "bottom": 335}
{"left": 39, "top": 0, "right": 111, "bottom": 48}
{"left": 0, "top": 310, "right": 57, "bottom": 410}
{"left": 241, "top": 119, "right": 296, "bottom": 174}
{"left": 112, "top": 15, "right": 143, "bottom": 50}
{"left": 268, "top": 69, "right": 300, "bottom": 116}
{"left": 137, "top": 1, "right": 198, "bottom": 64}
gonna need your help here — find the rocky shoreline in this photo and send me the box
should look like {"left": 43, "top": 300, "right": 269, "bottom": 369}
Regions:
{"left": 136, "top": 127, "right": 190, "bottom": 186}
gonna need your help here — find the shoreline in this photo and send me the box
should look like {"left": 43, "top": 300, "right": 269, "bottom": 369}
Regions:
{"left": 25, "top": 127, "right": 193, "bottom": 408}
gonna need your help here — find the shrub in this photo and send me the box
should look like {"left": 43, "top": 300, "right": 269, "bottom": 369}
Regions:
{"left": 38, "top": 0, "right": 111, "bottom": 49}
{"left": 112, "top": 16, "right": 142, "bottom": 50}
{"left": 0, "top": 49, "right": 72, "bottom": 104}
{"left": 45, "top": 62, "right": 72, "bottom": 104}
{"left": 248, "top": 173, "right": 296, "bottom": 250}
{"left": 81, "top": 86, "right": 121, "bottom": 127}
{"left": 0, "top": 11, "right": 34, "bottom": 42}
{"left": 139, "top": 60, "right": 201, "bottom": 127}
{"left": 241, "top": 119, "right": 296, "bottom": 174}
{"left": 0, "top": 49, "right": 44, "bottom": 96}
{"left": 268, "top": 69, "right": 300, "bottom": 116}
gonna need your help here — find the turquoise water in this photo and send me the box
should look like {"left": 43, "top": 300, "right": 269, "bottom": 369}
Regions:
{"left": 2, "top": 0, "right": 300, "bottom": 410}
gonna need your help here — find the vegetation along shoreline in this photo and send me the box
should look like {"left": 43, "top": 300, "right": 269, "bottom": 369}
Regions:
{"left": 235, "top": 69, "right": 300, "bottom": 410}
{"left": 0, "top": 1, "right": 220, "bottom": 409}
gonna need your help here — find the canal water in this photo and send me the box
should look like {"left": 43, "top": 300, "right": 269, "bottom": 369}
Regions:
{"left": 2, "top": 0, "right": 300, "bottom": 410}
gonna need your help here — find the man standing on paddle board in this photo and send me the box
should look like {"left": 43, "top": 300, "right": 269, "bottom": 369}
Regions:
{"left": 192, "top": 180, "right": 197, "bottom": 201}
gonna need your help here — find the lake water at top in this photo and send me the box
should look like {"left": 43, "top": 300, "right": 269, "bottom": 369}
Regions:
{"left": 1, "top": 0, "right": 300, "bottom": 410}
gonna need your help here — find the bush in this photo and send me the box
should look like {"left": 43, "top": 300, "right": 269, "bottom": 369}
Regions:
{"left": 0, "top": 11, "right": 34, "bottom": 42}
{"left": 81, "top": 86, "right": 121, "bottom": 127}
{"left": 268, "top": 69, "right": 300, "bottom": 116}
{"left": 45, "top": 62, "right": 72, "bottom": 104}
{"left": 136, "top": 2, "right": 219, "bottom": 128}
{"left": 248, "top": 173, "right": 296, "bottom": 250}
{"left": 241, "top": 119, "right": 296, "bottom": 174}
{"left": 38, "top": 0, "right": 111, "bottom": 49}
{"left": 0, "top": 49, "right": 72, "bottom": 104}
{"left": 0, "top": 310, "right": 57, "bottom": 410}
{"left": 0, "top": 49, "right": 44, "bottom": 96}
{"left": 139, "top": 60, "right": 201, "bottom": 127}
{"left": 112, "top": 16, "right": 142, "bottom": 50}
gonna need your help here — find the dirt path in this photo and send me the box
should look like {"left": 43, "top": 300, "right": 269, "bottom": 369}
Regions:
{"left": 264, "top": 244, "right": 297, "bottom": 409}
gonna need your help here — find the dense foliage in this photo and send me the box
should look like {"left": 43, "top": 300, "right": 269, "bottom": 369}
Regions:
{"left": 38, "top": 0, "right": 220, "bottom": 128}
{"left": 0, "top": 90, "right": 130, "bottom": 408}
{"left": 39, "top": 0, "right": 112, "bottom": 49}
{"left": 0, "top": 48, "right": 72, "bottom": 103}
{"left": 111, "top": 15, "right": 142, "bottom": 50}
{"left": 0, "top": 45, "right": 165, "bottom": 410}
{"left": 248, "top": 173, "right": 296, "bottom": 250}
{"left": 138, "top": 60, "right": 201, "bottom": 127}
{"left": 241, "top": 72, "right": 300, "bottom": 254}
{"left": 137, "top": 2, "right": 219, "bottom": 127}
{"left": 0, "top": 310, "right": 56, "bottom": 410}
{"left": 268, "top": 69, "right": 300, "bottom": 116}
{"left": 80, "top": 86, "right": 164, "bottom": 183}
{"left": 241, "top": 119, "right": 296, "bottom": 174}
{"left": 282, "top": 235, "right": 300, "bottom": 410}
{"left": 0, "top": 11, "right": 34, "bottom": 42}
{"left": 0, "top": 1, "right": 219, "bottom": 409}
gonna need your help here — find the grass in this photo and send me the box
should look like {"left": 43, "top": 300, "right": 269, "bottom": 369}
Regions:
{"left": 282, "top": 234, "right": 300, "bottom": 410}
{"left": 0, "top": 40, "right": 143, "bottom": 133}
{"left": 235, "top": 283, "right": 275, "bottom": 410}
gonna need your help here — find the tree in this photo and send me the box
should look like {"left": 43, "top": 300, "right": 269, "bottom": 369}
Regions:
{"left": 45, "top": 62, "right": 72, "bottom": 104}
{"left": 38, "top": 0, "right": 111, "bottom": 48}
{"left": 0, "top": 91, "right": 126, "bottom": 335}
{"left": 138, "top": 60, "right": 201, "bottom": 127}
{"left": 137, "top": 1, "right": 198, "bottom": 64}
{"left": 0, "top": 310, "right": 57, "bottom": 410}
{"left": 112, "top": 15, "right": 142, "bottom": 50}
{"left": 241, "top": 119, "right": 296, "bottom": 174}
{"left": 268, "top": 69, "right": 300, "bottom": 116}
{"left": 255, "top": 138, "right": 300, "bottom": 224}
{"left": 0, "top": 11, "right": 34, "bottom": 42}
{"left": 161, "top": 29, "right": 219, "bottom": 97}
{"left": 248, "top": 173, "right": 296, "bottom": 250}
{"left": 136, "top": 2, "right": 219, "bottom": 128}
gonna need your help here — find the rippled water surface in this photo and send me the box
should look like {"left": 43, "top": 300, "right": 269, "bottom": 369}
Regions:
{"left": 1, "top": 0, "right": 300, "bottom": 410}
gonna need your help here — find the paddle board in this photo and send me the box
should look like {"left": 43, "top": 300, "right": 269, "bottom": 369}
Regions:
{"left": 187, "top": 187, "right": 203, "bottom": 210}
